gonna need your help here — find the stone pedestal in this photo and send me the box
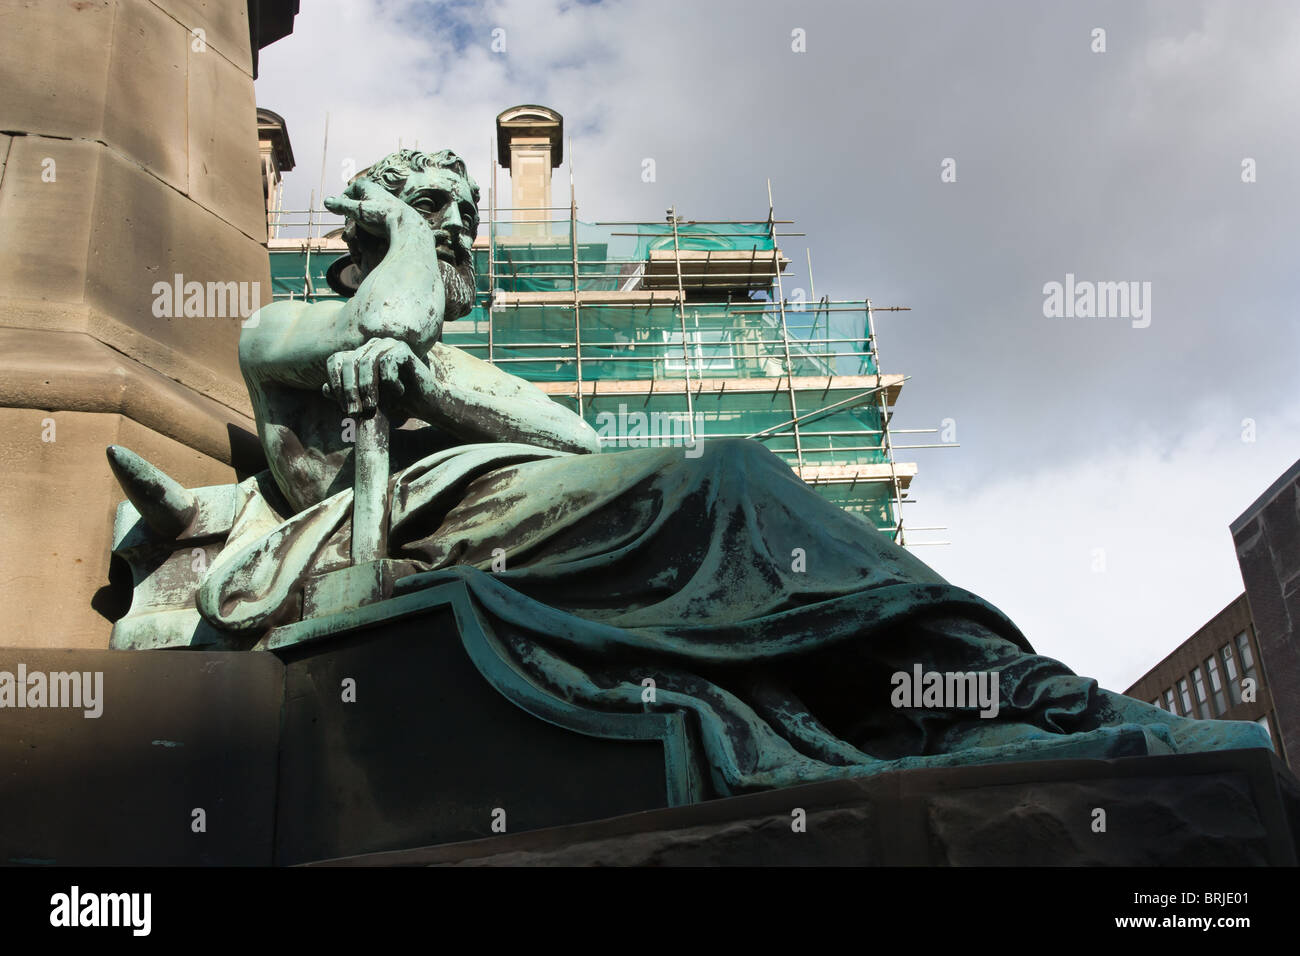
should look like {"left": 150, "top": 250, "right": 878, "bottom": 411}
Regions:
{"left": 0, "top": 0, "right": 273, "bottom": 649}
{"left": 320, "top": 747, "right": 1300, "bottom": 867}
{"left": 2, "top": 619, "right": 1297, "bottom": 866}
{"left": 0, "top": 647, "right": 281, "bottom": 866}
{"left": 0, "top": 597, "right": 684, "bottom": 865}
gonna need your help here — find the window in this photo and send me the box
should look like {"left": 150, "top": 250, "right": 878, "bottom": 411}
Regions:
{"left": 1235, "top": 631, "right": 1256, "bottom": 678}
{"left": 1164, "top": 688, "right": 1179, "bottom": 715}
{"left": 1204, "top": 657, "right": 1226, "bottom": 715}
{"left": 1150, "top": 698, "right": 1161, "bottom": 709}
{"left": 1191, "top": 667, "right": 1210, "bottom": 719}
{"left": 1177, "top": 678, "right": 1193, "bottom": 715}
{"left": 1257, "top": 714, "right": 1272, "bottom": 739}
{"left": 1221, "top": 645, "right": 1242, "bottom": 705}
{"left": 663, "top": 321, "right": 735, "bottom": 372}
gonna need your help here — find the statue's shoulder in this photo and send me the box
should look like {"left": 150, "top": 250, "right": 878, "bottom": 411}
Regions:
{"left": 239, "top": 299, "right": 349, "bottom": 370}
{"left": 245, "top": 296, "right": 347, "bottom": 329}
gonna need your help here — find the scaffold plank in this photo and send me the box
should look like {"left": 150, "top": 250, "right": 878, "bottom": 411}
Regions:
{"left": 535, "top": 373, "right": 904, "bottom": 405}
{"left": 796, "top": 461, "right": 916, "bottom": 488}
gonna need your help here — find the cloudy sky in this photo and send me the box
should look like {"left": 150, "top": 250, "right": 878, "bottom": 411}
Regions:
{"left": 255, "top": 0, "right": 1300, "bottom": 691}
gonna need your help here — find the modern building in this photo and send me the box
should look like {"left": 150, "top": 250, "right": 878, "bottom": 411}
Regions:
{"left": 1125, "top": 593, "right": 1285, "bottom": 764}
{"left": 264, "top": 105, "right": 943, "bottom": 542}
{"left": 1125, "top": 456, "right": 1300, "bottom": 769}
{"left": 1230, "top": 458, "right": 1300, "bottom": 769}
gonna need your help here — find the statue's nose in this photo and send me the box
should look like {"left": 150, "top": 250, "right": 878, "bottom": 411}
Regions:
{"left": 441, "top": 203, "right": 464, "bottom": 235}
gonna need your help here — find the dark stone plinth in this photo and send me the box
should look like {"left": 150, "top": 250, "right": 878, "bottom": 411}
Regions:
{"left": 0, "top": 602, "right": 679, "bottom": 865}
{"left": 273, "top": 608, "right": 672, "bottom": 865}
{"left": 0, "top": 649, "right": 282, "bottom": 866}
{"left": 313, "top": 748, "right": 1300, "bottom": 866}
{"left": 5, "top": 626, "right": 1298, "bottom": 866}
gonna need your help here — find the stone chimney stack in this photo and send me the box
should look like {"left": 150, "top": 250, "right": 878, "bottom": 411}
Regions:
{"left": 495, "top": 105, "right": 563, "bottom": 238}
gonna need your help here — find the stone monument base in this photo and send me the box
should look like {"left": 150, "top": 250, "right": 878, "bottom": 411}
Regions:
{"left": 2, "top": 626, "right": 1296, "bottom": 866}
{"left": 314, "top": 747, "right": 1300, "bottom": 866}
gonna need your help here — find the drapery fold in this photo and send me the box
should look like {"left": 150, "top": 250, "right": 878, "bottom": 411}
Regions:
{"left": 198, "top": 438, "right": 1273, "bottom": 795}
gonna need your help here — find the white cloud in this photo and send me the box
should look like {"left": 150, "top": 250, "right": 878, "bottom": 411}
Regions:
{"left": 917, "top": 400, "right": 1300, "bottom": 691}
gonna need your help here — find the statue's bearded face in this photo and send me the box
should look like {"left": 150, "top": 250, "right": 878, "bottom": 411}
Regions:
{"left": 348, "top": 164, "right": 479, "bottom": 321}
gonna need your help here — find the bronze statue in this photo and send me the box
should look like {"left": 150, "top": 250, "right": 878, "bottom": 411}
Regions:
{"left": 107, "top": 147, "right": 1273, "bottom": 798}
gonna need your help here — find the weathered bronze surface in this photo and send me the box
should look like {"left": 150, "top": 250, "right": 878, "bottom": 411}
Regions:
{"left": 106, "top": 147, "right": 1274, "bottom": 798}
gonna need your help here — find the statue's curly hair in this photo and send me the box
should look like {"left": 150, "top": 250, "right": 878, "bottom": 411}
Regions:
{"left": 339, "top": 148, "right": 480, "bottom": 319}
{"left": 353, "top": 148, "right": 480, "bottom": 233}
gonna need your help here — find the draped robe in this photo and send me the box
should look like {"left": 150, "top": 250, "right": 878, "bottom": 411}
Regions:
{"left": 196, "top": 437, "right": 1272, "bottom": 797}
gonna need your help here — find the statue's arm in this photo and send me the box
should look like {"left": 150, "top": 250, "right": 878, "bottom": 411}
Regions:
{"left": 323, "top": 337, "right": 599, "bottom": 455}
{"left": 238, "top": 299, "right": 355, "bottom": 392}
{"left": 240, "top": 179, "right": 445, "bottom": 392}
{"left": 410, "top": 342, "right": 602, "bottom": 454}
{"left": 323, "top": 178, "right": 445, "bottom": 351}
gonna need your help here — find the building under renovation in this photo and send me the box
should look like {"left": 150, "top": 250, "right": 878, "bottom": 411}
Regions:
{"left": 261, "top": 105, "right": 936, "bottom": 543}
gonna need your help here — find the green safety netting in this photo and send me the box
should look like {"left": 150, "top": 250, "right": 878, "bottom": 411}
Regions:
{"left": 272, "top": 220, "right": 776, "bottom": 298}
{"left": 270, "top": 247, "right": 878, "bottom": 383}
{"left": 269, "top": 246, "right": 339, "bottom": 300}
{"left": 438, "top": 302, "right": 877, "bottom": 381}
{"left": 627, "top": 221, "right": 776, "bottom": 256}
{"left": 812, "top": 483, "right": 898, "bottom": 531}
{"left": 267, "top": 242, "right": 895, "bottom": 532}
{"left": 483, "top": 220, "right": 775, "bottom": 294}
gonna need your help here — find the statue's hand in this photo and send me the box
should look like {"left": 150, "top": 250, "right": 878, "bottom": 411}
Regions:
{"left": 325, "top": 178, "right": 445, "bottom": 350}
{"left": 322, "top": 338, "right": 421, "bottom": 417}
{"left": 323, "top": 179, "right": 421, "bottom": 240}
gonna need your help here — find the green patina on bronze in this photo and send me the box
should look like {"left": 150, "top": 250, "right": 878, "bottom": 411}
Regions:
{"left": 106, "top": 146, "right": 1273, "bottom": 799}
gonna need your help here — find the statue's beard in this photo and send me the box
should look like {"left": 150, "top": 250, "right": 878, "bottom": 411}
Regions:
{"left": 351, "top": 232, "right": 477, "bottom": 321}
{"left": 440, "top": 256, "right": 477, "bottom": 320}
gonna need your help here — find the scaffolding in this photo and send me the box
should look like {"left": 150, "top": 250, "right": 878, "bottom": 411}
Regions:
{"left": 265, "top": 181, "right": 943, "bottom": 543}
